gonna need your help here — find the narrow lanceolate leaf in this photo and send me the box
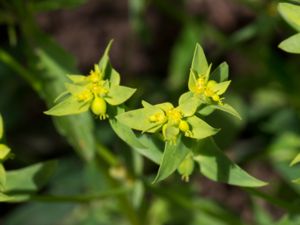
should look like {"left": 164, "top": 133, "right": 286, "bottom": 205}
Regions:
{"left": 0, "top": 114, "right": 3, "bottom": 140}
{"left": 105, "top": 86, "right": 136, "bottom": 106}
{"left": 279, "top": 33, "right": 300, "bottom": 54}
{"left": 211, "top": 62, "right": 229, "bottom": 82}
{"left": 187, "top": 116, "right": 219, "bottom": 140}
{"left": 193, "top": 138, "right": 267, "bottom": 187}
{"left": 4, "top": 161, "right": 57, "bottom": 193}
{"left": 198, "top": 104, "right": 241, "bottom": 120}
{"left": 0, "top": 164, "right": 6, "bottom": 191}
{"left": 290, "top": 153, "right": 300, "bottom": 166}
{"left": 188, "top": 70, "right": 198, "bottom": 93}
{"left": 98, "top": 39, "right": 113, "bottom": 73}
{"left": 44, "top": 96, "right": 90, "bottom": 116}
{"left": 191, "top": 43, "right": 209, "bottom": 75}
{"left": 116, "top": 107, "right": 163, "bottom": 133}
{"left": 278, "top": 3, "right": 300, "bottom": 32}
{"left": 109, "top": 68, "right": 121, "bottom": 86}
{"left": 153, "top": 136, "right": 191, "bottom": 183}
{"left": 109, "top": 119, "right": 162, "bottom": 164}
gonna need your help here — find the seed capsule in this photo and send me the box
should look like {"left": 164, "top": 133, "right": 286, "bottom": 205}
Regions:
{"left": 91, "top": 97, "right": 107, "bottom": 119}
{"left": 179, "top": 120, "right": 189, "bottom": 132}
{"left": 178, "top": 154, "right": 194, "bottom": 182}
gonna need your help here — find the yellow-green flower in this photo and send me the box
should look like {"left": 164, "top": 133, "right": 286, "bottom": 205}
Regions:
{"left": 45, "top": 42, "right": 136, "bottom": 120}
{"left": 116, "top": 98, "right": 219, "bottom": 143}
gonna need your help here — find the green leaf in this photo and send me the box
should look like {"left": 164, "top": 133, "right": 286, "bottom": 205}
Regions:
{"left": 105, "top": 85, "right": 136, "bottom": 106}
{"left": 109, "top": 118, "right": 162, "bottom": 164}
{"left": 0, "top": 144, "right": 11, "bottom": 161}
{"left": 0, "top": 193, "right": 13, "bottom": 202}
{"left": 191, "top": 43, "right": 209, "bottom": 75}
{"left": 4, "top": 161, "right": 57, "bottom": 193}
{"left": 64, "top": 82, "right": 88, "bottom": 95}
{"left": 178, "top": 97, "right": 200, "bottom": 117}
{"left": 198, "top": 104, "right": 241, "bottom": 120}
{"left": 67, "top": 74, "right": 87, "bottom": 83}
{"left": 153, "top": 136, "right": 191, "bottom": 183}
{"left": 187, "top": 116, "right": 219, "bottom": 139}
{"left": 213, "top": 80, "right": 231, "bottom": 95}
{"left": 278, "top": 3, "right": 300, "bottom": 32}
{"left": 211, "top": 62, "right": 229, "bottom": 82}
{"left": 44, "top": 96, "right": 90, "bottom": 116}
{"left": 116, "top": 107, "right": 163, "bottom": 133}
{"left": 35, "top": 36, "right": 96, "bottom": 161}
{"left": 0, "top": 114, "right": 3, "bottom": 140}
{"left": 109, "top": 68, "right": 121, "bottom": 86}
{"left": 193, "top": 138, "right": 267, "bottom": 187}
{"left": 279, "top": 33, "right": 300, "bottom": 54}
{"left": 188, "top": 70, "right": 198, "bottom": 92}
{"left": 290, "top": 153, "right": 300, "bottom": 166}
{"left": 178, "top": 91, "right": 194, "bottom": 105}
{"left": 99, "top": 40, "right": 113, "bottom": 73}
{"left": 0, "top": 163, "right": 5, "bottom": 191}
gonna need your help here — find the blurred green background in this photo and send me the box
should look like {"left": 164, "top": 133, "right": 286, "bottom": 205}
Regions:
{"left": 1, "top": 0, "right": 300, "bottom": 224}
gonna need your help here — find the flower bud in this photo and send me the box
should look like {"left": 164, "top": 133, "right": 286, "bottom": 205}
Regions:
{"left": 178, "top": 154, "right": 194, "bottom": 182}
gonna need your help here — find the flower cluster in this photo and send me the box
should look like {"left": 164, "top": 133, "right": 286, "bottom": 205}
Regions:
{"left": 117, "top": 43, "right": 239, "bottom": 144}
{"left": 45, "top": 41, "right": 136, "bottom": 119}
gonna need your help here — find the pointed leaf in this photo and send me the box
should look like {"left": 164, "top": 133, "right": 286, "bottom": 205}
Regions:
{"left": 278, "top": 3, "right": 300, "bottom": 32}
{"left": 44, "top": 96, "right": 90, "bottom": 116}
{"left": 178, "top": 97, "right": 201, "bottom": 117}
{"left": 213, "top": 80, "right": 231, "bottom": 95}
{"left": 279, "top": 33, "right": 300, "bottom": 54}
{"left": 67, "top": 74, "right": 87, "bottom": 83}
{"left": 198, "top": 104, "right": 241, "bottom": 120}
{"left": 290, "top": 153, "right": 300, "bottom": 166}
{"left": 64, "top": 82, "right": 87, "bottom": 95}
{"left": 187, "top": 116, "right": 219, "bottom": 139}
{"left": 211, "top": 62, "right": 229, "bottom": 82}
{"left": 99, "top": 40, "right": 113, "bottom": 72}
{"left": 179, "top": 91, "right": 194, "bottom": 105}
{"left": 153, "top": 136, "right": 191, "bottom": 183}
{"left": 188, "top": 69, "right": 198, "bottom": 92}
{"left": 110, "top": 118, "right": 162, "bottom": 164}
{"left": 109, "top": 68, "right": 121, "bottom": 86}
{"left": 105, "top": 85, "right": 136, "bottom": 106}
{"left": 0, "top": 144, "right": 11, "bottom": 161}
{"left": 193, "top": 138, "right": 267, "bottom": 187}
{"left": 116, "top": 107, "right": 163, "bottom": 133}
{"left": 191, "top": 43, "right": 208, "bottom": 75}
{"left": 4, "top": 161, "right": 57, "bottom": 193}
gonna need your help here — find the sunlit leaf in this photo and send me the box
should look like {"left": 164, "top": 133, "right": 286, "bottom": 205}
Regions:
{"left": 0, "top": 144, "right": 11, "bottom": 161}
{"left": 211, "top": 62, "right": 229, "bottom": 82}
{"left": 290, "top": 153, "right": 300, "bottom": 166}
{"left": 187, "top": 116, "right": 219, "bottom": 139}
{"left": 193, "top": 138, "right": 267, "bottom": 187}
{"left": 105, "top": 86, "right": 136, "bottom": 106}
{"left": 44, "top": 96, "right": 90, "bottom": 116}
{"left": 153, "top": 136, "right": 191, "bottom": 183}
{"left": 279, "top": 33, "right": 300, "bottom": 54}
{"left": 4, "top": 161, "right": 57, "bottom": 193}
{"left": 278, "top": 3, "right": 300, "bottom": 32}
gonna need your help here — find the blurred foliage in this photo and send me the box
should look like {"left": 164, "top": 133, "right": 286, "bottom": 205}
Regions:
{"left": 1, "top": 0, "right": 300, "bottom": 224}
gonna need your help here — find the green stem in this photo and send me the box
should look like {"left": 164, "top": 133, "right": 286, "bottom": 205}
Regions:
{"left": 96, "top": 143, "right": 119, "bottom": 166}
{"left": 29, "top": 188, "right": 129, "bottom": 203}
{"left": 0, "top": 49, "right": 41, "bottom": 92}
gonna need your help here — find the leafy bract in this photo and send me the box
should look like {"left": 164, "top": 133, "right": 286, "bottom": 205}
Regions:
{"left": 193, "top": 139, "right": 267, "bottom": 187}
{"left": 279, "top": 33, "right": 300, "bottom": 54}
{"left": 278, "top": 3, "right": 300, "bottom": 32}
{"left": 186, "top": 116, "right": 219, "bottom": 139}
{"left": 105, "top": 86, "right": 136, "bottom": 106}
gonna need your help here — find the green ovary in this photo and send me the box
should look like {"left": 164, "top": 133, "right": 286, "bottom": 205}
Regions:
{"left": 91, "top": 97, "right": 108, "bottom": 119}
